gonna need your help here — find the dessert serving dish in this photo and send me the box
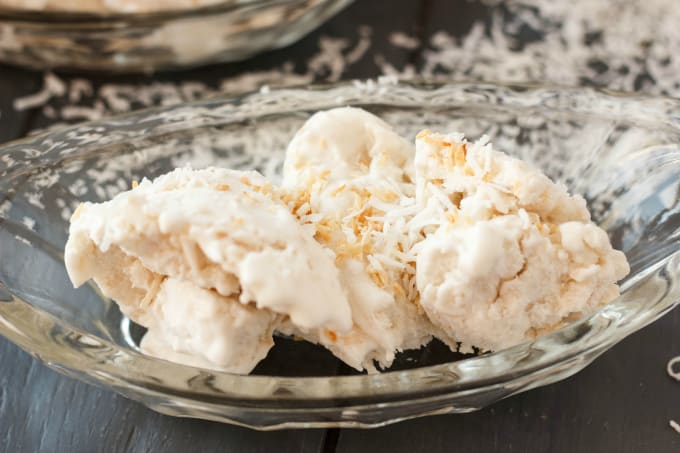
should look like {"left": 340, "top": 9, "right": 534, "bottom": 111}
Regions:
{"left": 0, "top": 0, "right": 353, "bottom": 71}
{"left": 0, "top": 81, "right": 678, "bottom": 429}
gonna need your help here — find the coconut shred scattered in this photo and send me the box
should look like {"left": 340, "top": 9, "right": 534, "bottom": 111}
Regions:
{"left": 12, "top": 1, "right": 680, "bottom": 127}
{"left": 669, "top": 355, "right": 680, "bottom": 434}
{"left": 669, "top": 356, "right": 680, "bottom": 382}
{"left": 671, "top": 420, "right": 680, "bottom": 435}
{"left": 64, "top": 108, "right": 630, "bottom": 373}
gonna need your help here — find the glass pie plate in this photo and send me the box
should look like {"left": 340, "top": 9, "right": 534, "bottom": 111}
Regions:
{"left": 0, "top": 0, "right": 352, "bottom": 72}
{"left": 0, "top": 81, "right": 679, "bottom": 430}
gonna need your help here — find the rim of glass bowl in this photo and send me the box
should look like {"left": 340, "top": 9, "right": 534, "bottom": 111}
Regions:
{"left": 0, "top": 80, "right": 679, "bottom": 414}
{"left": 0, "top": 0, "right": 332, "bottom": 22}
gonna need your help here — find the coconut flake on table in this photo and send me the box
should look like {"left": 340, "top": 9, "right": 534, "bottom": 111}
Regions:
{"left": 669, "top": 356, "right": 680, "bottom": 382}
{"left": 380, "top": 0, "right": 680, "bottom": 96}
{"left": 12, "top": 0, "right": 680, "bottom": 126}
{"left": 11, "top": 30, "right": 372, "bottom": 127}
{"left": 668, "top": 359, "right": 680, "bottom": 435}
{"left": 671, "top": 419, "right": 680, "bottom": 434}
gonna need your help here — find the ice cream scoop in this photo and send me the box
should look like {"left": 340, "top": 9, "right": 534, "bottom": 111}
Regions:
{"left": 413, "top": 130, "right": 630, "bottom": 351}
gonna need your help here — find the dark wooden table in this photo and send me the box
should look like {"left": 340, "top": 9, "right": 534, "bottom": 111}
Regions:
{"left": 1, "top": 1, "right": 679, "bottom": 452}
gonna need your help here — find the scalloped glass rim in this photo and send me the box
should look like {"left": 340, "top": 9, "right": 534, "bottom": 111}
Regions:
{"left": 0, "top": 0, "right": 355, "bottom": 72}
{"left": 0, "top": 0, "right": 303, "bottom": 21}
{"left": 0, "top": 81, "right": 678, "bottom": 429}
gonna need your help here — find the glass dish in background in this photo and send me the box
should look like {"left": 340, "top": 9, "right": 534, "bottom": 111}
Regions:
{"left": 0, "top": 0, "right": 353, "bottom": 72}
{"left": 0, "top": 81, "right": 678, "bottom": 429}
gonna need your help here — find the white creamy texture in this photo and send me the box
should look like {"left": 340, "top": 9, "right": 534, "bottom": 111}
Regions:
{"left": 0, "top": 0, "right": 224, "bottom": 13}
{"left": 141, "top": 278, "right": 278, "bottom": 373}
{"left": 282, "top": 108, "right": 435, "bottom": 371}
{"left": 64, "top": 108, "right": 630, "bottom": 373}
{"left": 283, "top": 107, "right": 415, "bottom": 190}
{"left": 65, "top": 166, "right": 353, "bottom": 372}
{"left": 413, "top": 131, "right": 630, "bottom": 351}
{"left": 62, "top": 233, "right": 276, "bottom": 372}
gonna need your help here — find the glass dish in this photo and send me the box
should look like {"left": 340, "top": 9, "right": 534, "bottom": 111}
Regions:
{"left": 0, "top": 81, "right": 678, "bottom": 430}
{"left": 0, "top": 0, "right": 352, "bottom": 72}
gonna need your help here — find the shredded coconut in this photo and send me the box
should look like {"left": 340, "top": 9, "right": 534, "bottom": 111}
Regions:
{"left": 381, "top": 0, "right": 680, "bottom": 97}
{"left": 13, "top": 1, "right": 680, "bottom": 129}
{"left": 21, "top": 216, "right": 35, "bottom": 230}
{"left": 669, "top": 356, "right": 680, "bottom": 434}
{"left": 12, "top": 32, "right": 370, "bottom": 130}
{"left": 671, "top": 420, "right": 680, "bottom": 434}
{"left": 13, "top": 73, "right": 65, "bottom": 111}
{"left": 14, "top": 235, "right": 31, "bottom": 246}
{"left": 668, "top": 356, "right": 680, "bottom": 382}
{"left": 389, "top": 32, "right": 420, "bottom": 50}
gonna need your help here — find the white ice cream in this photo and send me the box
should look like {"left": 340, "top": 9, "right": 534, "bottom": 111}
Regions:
{"left": 412, "top": 131, "right": 630, "bottom": 351}
{"left": 282, "top": 108, "right": 436, "bottom": 371}
{"left": 140, "top": 278, "right": 278, "bottom": 373}
{"left": 65, "top": 166, "right": 352, "bottom": 372}
{"left": 64, "top": 108, "right": 630, "bottom": 374}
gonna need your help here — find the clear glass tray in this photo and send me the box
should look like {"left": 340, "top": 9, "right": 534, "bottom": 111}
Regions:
{"left": 0, "top": 0, "right": 353, "bottom": 71}
{"left": 0, "top": 81, "right": 678, "bottom": 429}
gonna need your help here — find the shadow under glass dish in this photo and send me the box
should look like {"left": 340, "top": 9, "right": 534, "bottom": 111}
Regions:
{"left": 0, "top": 0, "right": 354, "bottom": 72}
{"left": 0, "top": 81, "right": 678, "bottom": 429}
